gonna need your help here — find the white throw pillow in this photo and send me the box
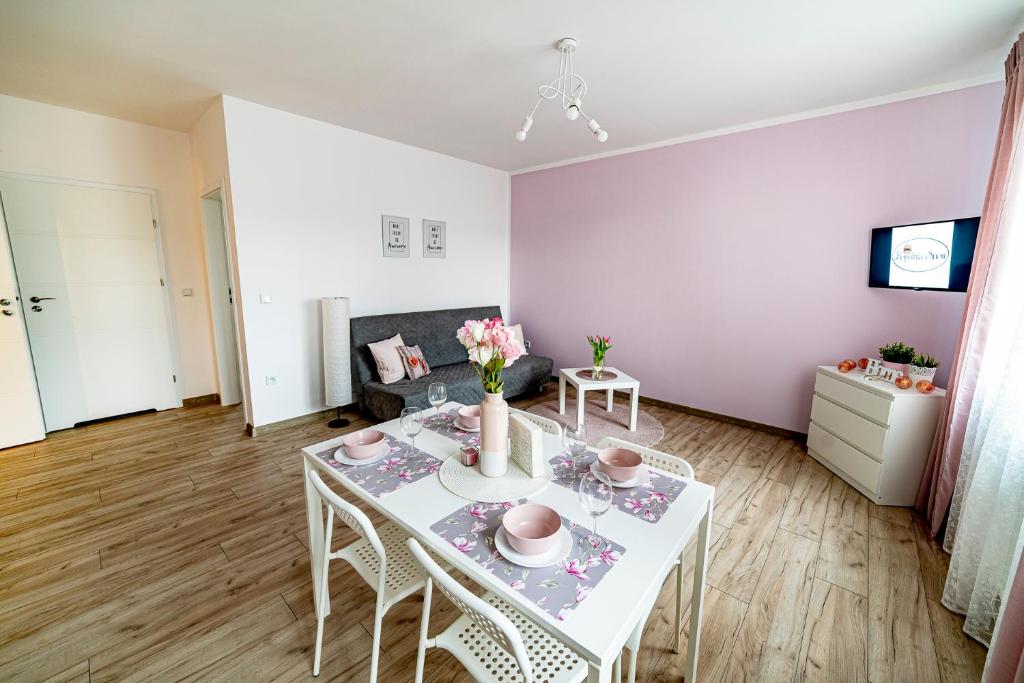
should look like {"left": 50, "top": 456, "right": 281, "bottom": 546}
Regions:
{"left": 508, "top": 323, "right": 526, "bottom": 348}
{"left": 368, "top": 333, "right": 406, "bottom": 384}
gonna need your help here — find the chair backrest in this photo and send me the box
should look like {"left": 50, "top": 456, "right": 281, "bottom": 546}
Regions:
{"left": 406, "top": 538, "right": 534, "bottom": 681}
{"left": 509, "top": 408, "right": 563, "bottom": 439}
{"left": 307, "top": 470, "right": 386, "bottom": 561}
{"left": 595, "top": 436, "right": 695, "bottom": 479}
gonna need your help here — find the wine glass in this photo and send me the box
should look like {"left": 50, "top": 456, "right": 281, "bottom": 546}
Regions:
{"left": 427, "top": 382, "right": 447, "bottom": 420}
{"left": 400, "top": 407, "right": 423, "bottom": 451}
{"left": 578, "top": 469, "right": 613, "bottom": 546}
{"left": 561, "top": 423, "right": 587, "bottom": 486}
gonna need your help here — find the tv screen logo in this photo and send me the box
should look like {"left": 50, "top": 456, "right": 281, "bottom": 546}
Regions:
{"left": 888, "top": 222, "right": 954, "bottom": 288}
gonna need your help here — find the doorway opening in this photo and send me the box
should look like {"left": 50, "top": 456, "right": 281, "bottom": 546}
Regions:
{"left": 200, "top": 188, "right": 244, "bottom": 409}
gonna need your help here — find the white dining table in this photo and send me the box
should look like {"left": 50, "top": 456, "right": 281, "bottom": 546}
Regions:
{"left": 300, "top": 402, "right": 715, "bottom": 682}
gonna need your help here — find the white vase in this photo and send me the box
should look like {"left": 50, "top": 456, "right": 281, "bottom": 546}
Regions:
{"left": 479, "top": 392, "right": 508, "bottom": 477}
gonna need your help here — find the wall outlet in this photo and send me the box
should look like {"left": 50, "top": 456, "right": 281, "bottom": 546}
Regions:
{"left": 265, "top": 375, "right": 279, "bottom": 386}
{"left": 524, "top": 339, "right": 532, "bottom": 351}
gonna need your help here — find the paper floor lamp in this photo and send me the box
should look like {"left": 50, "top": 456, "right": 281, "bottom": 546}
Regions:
{"left": 322, "top": 296, "right": 352, "bottom": 428}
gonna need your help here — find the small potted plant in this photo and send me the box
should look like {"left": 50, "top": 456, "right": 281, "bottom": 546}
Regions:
{"left": 878, "top": 341, "right": 916, "bottom": 377}
{"left": 587, "top": 335, "right": 613, "bottom": 379}
{"left": 909, "top": 353, "right": 940, "bottom": 383}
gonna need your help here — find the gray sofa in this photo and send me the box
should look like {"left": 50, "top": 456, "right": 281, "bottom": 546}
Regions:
{"left": 350, "top": 305, "right": 553, "bottom": 421}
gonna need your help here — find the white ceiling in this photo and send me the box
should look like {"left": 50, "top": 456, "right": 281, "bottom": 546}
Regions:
{"left": 0, "top": 1, "right": 1020, "bottom": 171}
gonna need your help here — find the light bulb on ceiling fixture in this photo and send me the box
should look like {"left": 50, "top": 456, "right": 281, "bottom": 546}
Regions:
{"left": 513, "top": 38, "right": 608, "bottom": 144}
{"left": 515, "top": 115, "right": 533, "bottom": 142}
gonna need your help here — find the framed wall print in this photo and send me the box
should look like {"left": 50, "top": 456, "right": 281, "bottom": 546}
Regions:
{"left": 423, "top": 219, "right": 446, "bottom": 258}
{"left": 381, "top": 215, "right": 410, "bottom": 258}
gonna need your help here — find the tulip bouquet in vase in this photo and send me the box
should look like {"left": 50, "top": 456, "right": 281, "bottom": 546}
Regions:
{"left": 587, "top": 335, "right": 614, "bottom": 379}
{"left": 456, "top": 318, "right": 527, "bottom": 477}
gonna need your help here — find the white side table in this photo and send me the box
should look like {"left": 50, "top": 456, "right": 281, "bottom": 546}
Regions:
{"left": 559, "top": 367, "right": 640, "bottom": 432}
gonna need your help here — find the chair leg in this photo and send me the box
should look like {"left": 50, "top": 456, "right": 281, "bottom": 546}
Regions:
{"left": 414, "top": 579, "right": 433, "bottom": 683}
{"left": 614, "top": 652, "right": 622, "bottom": 682}
{"left": 312, "top": 519, "right": 333, "bottom": 676}
{"left": 369, "top": 597, "right": 384, "bottom": 683}
{"left": 674, "top": 558, "right": 684, "bottom": 654}
{"left": 628, "top": 646, "right": 638, "bottom": 683}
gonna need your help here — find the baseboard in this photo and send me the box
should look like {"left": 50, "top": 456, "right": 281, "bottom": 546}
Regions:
{"left": 183, "top": 393, "right": 221, "bottom": 408}
{"left": 246, "top": 405, "right": 357, "bottom": 438}
{"left": 638, "top": 396, "right": 807, "bottom": 442}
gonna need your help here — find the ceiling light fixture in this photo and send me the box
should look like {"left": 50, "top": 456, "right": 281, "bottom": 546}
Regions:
{"left": 515, "top": 38, "right": 608, "bottom": 144}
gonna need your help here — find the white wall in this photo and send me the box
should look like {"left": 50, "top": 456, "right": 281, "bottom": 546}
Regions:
{"left": 189, "top": 98, "right": 254, "bottom": 422}
{"left": 0, "top": 94, "right": 217, "bottom": 400}
{"left": 221, "top": 96, "right": 510, "bottom": 427}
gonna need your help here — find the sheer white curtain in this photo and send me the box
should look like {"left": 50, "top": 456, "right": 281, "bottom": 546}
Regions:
{"left": 942, "top": 163, "right": 1024, "bottom": 644}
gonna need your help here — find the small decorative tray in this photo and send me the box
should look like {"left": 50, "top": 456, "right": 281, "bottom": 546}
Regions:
{"left": 576, "top": 369, "right": 618, "bottom": 381}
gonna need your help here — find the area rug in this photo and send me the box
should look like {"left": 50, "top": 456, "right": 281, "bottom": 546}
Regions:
{"left": 525, "top": 396, "right": 664, "bottom": 447}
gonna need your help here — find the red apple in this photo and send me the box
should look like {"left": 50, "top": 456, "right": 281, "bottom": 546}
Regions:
{"left": 916, "top": 380, "right": 935, "bottom": 394}
{"left": 895, "top": 376, "right": 912, "bottom": 390}
{"left": 858, "top": 357, "right": 869, "bottom": 370}
{"left": 837, "top": 360, "right": 854, "bottom": 373}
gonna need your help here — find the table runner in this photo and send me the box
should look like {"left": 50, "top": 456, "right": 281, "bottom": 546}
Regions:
{"left": 422, "top": 409, "right": 481, "bottom": 448}
{"left": 430, "top": 500, "right": 626, "bottom": 622}
{"left": 549, "top": 450, "right": 687, "bottom": 524}
{"left": 315, "top": 435, "right": 441, "bottom": 498}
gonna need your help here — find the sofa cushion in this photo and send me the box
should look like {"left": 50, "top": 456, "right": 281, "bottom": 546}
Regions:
{"left": 362, "top": 354, "right": 553, "bottom": 422}
{"left": 367, "top": 333, "right": 406, "bottom": 384}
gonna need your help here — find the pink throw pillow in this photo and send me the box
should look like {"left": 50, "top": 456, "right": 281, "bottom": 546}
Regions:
{"left": 368, "top": 333, "right": 406, "bottom": 384}
{"left": 397, "top": 345, "right": 431, "bottom": 380}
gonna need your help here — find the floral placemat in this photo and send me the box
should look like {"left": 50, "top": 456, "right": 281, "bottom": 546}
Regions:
{"left": 430, "top": 500, "right": 625, "bottom": 622}
{"left": 315, "top": 435, "right": 441, "bottom": 498}
{"left": 549, "top": 450, "right": 687, "bottom": 524}
{"left": 422, "top": 408, "right": 481, "bottom": 448}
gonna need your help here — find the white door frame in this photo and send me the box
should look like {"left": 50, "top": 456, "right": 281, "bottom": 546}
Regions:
{"left": 0, "top": 170, "right": 185, "bottom": 411}
{"left": 200, "top": 182, "right": 246, "bottom": 411}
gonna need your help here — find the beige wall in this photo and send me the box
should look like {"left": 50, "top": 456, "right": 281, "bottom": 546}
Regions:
{"left": 0, "top": 94, "right": 217, "bottom": 399}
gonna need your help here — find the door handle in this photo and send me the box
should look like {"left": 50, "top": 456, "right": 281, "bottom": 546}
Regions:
{"left": 0, "top": 298, "right": 10, "bottom": 306}
{"left": 29, "top": 296, "right": 56, "bottom": 303}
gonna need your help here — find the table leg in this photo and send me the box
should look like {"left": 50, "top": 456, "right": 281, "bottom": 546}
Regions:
{"left": 559, "top": 375, "right": 567, "bottom": 415}
{"left": 577, "top": 387, "right": 586, "bottom": 430}
{"left": 629, "top": 387, "right": 639, "bottom": 432}
{"left": 606, "top": 388, "right": 614, "bottom": 412}
{"left": 684, "top": 498, "right": 712, "bottom": 682}
{"left": 586, "top": 662, "right": 612, "bottom": 683}
{"left": 303, "top": 457, "right": 330, "bottom": 618}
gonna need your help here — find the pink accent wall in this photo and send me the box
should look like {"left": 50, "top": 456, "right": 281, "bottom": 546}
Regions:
{"left": 511, "top": 84, "right": 1003, "bottom": 433}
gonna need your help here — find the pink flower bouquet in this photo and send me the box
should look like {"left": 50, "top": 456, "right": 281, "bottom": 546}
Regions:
{"left": 456, "top": 317, "right": 527, "bottom": 394}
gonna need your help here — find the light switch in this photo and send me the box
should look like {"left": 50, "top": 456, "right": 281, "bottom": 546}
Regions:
{"left": 260, "top": 294, "right": 272, "bottom": 304}
{"left": 182, "top": 288, "right": 193, "bottom": 297}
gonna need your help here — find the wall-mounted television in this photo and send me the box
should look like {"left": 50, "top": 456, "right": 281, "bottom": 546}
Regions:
{"left": 868, "top": 217, "right": 980, "bottom": 292}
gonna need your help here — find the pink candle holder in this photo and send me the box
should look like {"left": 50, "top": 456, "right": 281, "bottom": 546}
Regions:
{"left": 459, "top": 445, "right": 479, "bottom": 467}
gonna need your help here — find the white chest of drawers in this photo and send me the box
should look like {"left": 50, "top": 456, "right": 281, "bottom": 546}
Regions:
{"left": 806, "top": 365, "right": 946, "bottom": 506}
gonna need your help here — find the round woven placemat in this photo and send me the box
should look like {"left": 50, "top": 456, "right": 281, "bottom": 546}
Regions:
{"left": 438, "top": 456, "right": 552, "bottom": 503}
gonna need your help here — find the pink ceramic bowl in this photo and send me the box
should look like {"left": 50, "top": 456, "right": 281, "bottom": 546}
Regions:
{"left": 457, "top": 405, "right": 481, "bottom": 429}
{"left": 342, "top": 429, "right": 386, "bottom": 460}
{"left": 597, "top": 447, "right": 644, "bottom": 482}
{"left": 501, "top": 504, "right": 562, "bottom": 556}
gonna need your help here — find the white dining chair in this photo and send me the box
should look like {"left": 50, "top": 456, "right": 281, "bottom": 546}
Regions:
{"left": 509, "top": 407, "right": 564, "bottom": 439}
{"left": 595, "top": 436, "right": 695, "bottom": 683}
{"left": 406, "top": 538, "right": 588, "bottom": 683}
{"left": 306, "top": 470, "right": 426, "bottom": 680}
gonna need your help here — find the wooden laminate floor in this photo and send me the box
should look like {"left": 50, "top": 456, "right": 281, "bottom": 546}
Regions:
{"left": 0, "top": 385, "right": 987, "bottom": 682}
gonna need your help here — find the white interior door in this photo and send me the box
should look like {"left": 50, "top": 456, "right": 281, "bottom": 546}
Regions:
{"left": 201, "top": 193, "right": 242, "bottom": 406}
{"left": 0, "top": 178, "right": 179, "bottom": 432}
{"left": 0, "top": 202, "right": 45, "bottom": 448}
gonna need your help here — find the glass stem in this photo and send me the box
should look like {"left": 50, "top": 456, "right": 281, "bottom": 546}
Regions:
{"left": 593, "top": 516, "right": 599, "bottom": 540}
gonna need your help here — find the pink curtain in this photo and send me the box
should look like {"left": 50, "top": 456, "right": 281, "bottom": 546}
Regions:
{"left": 916, "top": 32, "right": 1023, "bottom": 538}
